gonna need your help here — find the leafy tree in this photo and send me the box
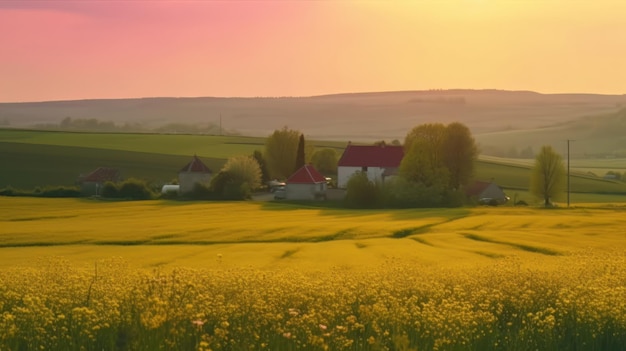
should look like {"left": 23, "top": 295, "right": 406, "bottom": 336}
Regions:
{"left": 252, "top": 150, "right": 270, "bottom": 185}
{"left": 222, "top": 155, "right": 262, "bottom": 192}
{"left": 530, "top": 145, "right": 566, "bottom": 207}
{"left": 311, "top": 148, "right": 338, "bottom": 174}
{"left": 399, "top": 122, "right": 477, "bottom": 207}
{"left": 264, "top": 126, "right": 301, "bottom": 179}
{"left": 442, "top": 122, "right": 478, "bottom": 190}
{"left": 400, "top": 123, "right": 450, "bottom": 188}
{"left": 295, "top": 134, "right": 305, "bottom": 172}
{"left": 400, "top": 138, "right": 449, "bottom": 188}
{"left": 403, "top": 123, "right": 447, "bottom": 160}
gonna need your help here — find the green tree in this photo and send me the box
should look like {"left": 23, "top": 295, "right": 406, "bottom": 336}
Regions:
{"left": 530, "top": 145, "right": 566, "bottom": 207}
{"left": 252, "top": 150, "right": 270, "bottom": 185}
{"left": 400, "top": 123, "right": 449, "bottom": 188}
{"left": 400, "top": 138, "right": 449, "bottom": 188}
{"left": 311, "top": 148, "right": 338, "bottom": 174}
{"left": 222, "top": 155, "right": 262, "bottom": 192}
{"left": 295, "top": 134, "right": 305, "bottom": 172}
{"left": 264, "top": 126, "right": 301, "bottom": 179}
{"left": 442, "top": 122, "right": 478, "bottom": 190}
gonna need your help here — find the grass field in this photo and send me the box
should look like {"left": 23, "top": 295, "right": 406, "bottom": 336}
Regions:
{"left": 3, "top": 129, "right": 626, "bottom": 201}
{"left": 1, "top": 197, "right": 625, "bottom": 350}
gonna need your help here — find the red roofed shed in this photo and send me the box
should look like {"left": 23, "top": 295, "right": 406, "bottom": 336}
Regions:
{"left": 466, "top": 180, "right": 509, "bottom": 205}
{"left": 285, "top": 164, "right": 327, "bottom": 200}
{"left": 79, "top": 167, "right": 121, "bottom": 196}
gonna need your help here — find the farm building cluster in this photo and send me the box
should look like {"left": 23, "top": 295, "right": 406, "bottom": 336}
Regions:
{"left": 77, "top": 143, "right": 507, "bottom": 203}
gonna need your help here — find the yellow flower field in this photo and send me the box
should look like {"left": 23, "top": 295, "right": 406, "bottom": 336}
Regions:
{"left": 1, "top": 197, "right": 625, "bottom": 350}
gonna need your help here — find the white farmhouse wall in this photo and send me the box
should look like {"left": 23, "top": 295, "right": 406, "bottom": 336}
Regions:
{"left": 337, "top": 166, "right": 386, "bottom": 189}
{"left": 286, "top": 182, "right": 327, "bottom": 200}
{"left": 179, "top": 172, "right": 212, "bottom": 194}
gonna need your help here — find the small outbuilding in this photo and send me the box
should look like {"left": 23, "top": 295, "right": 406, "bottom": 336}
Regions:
{"left": 78, "top": 167, "right": 121, "bottom": 196}
{"left": 285, "top": 164, "right": 328, "bottom": 200}
{"left": 466, "top": 180, "right": 509, "bottom": 205}
{"left": 178, "top": 155, "right": 212, "bottom": 194}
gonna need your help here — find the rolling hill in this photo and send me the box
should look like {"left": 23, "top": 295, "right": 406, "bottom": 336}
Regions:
{"left": 2, "top": 90, "right": 626, "bottom": 154}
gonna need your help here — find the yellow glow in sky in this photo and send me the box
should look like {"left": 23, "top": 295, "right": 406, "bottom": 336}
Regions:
{"left": 0, "top": 1, "right": 624, "bottom": 102}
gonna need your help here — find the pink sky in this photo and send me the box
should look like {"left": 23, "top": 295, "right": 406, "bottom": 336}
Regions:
{"left": 1, "top": 0, "right": 625, "bottom": 102}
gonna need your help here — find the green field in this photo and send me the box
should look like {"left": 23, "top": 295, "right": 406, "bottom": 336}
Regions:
{"left": 3, "top": 129, "right": 626, "bottom": 203}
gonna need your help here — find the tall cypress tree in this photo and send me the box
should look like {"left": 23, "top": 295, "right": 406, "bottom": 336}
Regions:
{"left": 295, "top": 134, "right": 305, "bottom": 172}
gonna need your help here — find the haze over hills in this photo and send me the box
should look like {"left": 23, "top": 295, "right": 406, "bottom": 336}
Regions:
{"left": 1, "top": 90, "right": 626, "bottom": 157}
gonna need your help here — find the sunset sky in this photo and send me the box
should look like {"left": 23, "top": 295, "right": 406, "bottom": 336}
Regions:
{"left": 1, "top": 0, "right": 625, "bottom": 102}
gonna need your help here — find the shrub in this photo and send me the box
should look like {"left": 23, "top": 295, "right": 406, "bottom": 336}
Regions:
{"left": 100, "top": 181, "right": 119, "bottom": 198}
{"left": 344, "top": 172, "right": 381, "bottom": 208}
{"left": 0, "top": 186, "right": 17, "bottom": 196}
{"left": 100, "top": 179, "right": 154, "bottom": 200}
{"left": 117, "top": 179, "right": 154, "bottom": 200}
{"left": 38, "top": 186, "right": 82, "bottom": 198}
{"left": 189, "top": 182, "right": 214, "bottom": 200}
{"left": 382, "top": 177, "right": 448, "bottom": 208}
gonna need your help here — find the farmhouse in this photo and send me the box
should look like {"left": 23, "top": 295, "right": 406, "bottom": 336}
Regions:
{"left": 78, "top": 167, "right": 120, "bottom": 196}
{"left": 178, "top": 155, "right": 212, "bottom": 194}
{"left": 466, "top": 180, "right": 509, "bottom": 205}
{"left": 285, "top": 164, "right": 328, "bottom": 200}
{"left": 337, "top": 143, "right": 404, "bottom": 188}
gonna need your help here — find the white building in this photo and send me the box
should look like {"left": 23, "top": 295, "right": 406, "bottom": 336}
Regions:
{"left": 285, "top": 164, "right": 328, "bottom": 200}
{"left": 178, "top": 155, "right": 212, "bottom": 194}
{"left": 337, "top": 143, "right": 404, "bottom": 188}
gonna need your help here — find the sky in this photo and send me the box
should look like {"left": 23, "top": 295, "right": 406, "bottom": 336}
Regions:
{"left": 1, "top": 0, "right": 625, "bottom": 102}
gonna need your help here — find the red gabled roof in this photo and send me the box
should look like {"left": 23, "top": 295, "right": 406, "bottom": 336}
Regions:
{"left": 287, "top": 164, "right": 326, "bottom": 184}
{"left": 465, "top": 180, "right": 493, "bottom": 196}
{"left": 337, "top": 144, "right": 404, "bottom": 168}
{"left": 179, "top": 155, "right": 212, "bottom": 173}
{"left": 82, "top": 167, "right": 119, "bottom": 183}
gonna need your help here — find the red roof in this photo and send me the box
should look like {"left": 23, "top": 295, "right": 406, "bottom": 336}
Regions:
{"left": 180, "top": 155, "right": 212, "bottom": 173}
{"left": 338, "top": 144, "right": 404, "bottom": 168}
{"left": 465, "top": 180, "right": 493, "bottom": 196}
{"left": 82, "top": 167, "right": 120, "bottom": 183}
{"left": 287, "top": 164, "right": 326, "bottom": 184}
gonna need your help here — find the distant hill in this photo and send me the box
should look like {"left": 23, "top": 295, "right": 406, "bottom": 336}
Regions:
{"left": 2, "top": 90, "right": 626, "bottom": 156}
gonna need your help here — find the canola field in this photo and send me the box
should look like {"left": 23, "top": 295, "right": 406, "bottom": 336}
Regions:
{"left": 1, "top": 197, "right": 626, "bottom": 350}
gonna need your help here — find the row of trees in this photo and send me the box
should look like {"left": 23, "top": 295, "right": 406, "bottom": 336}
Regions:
{"left": 190, "top": 126, "right": 339, "bottom": 200}
{"left": 263, "top": 126, "right": 338, "bottom": 179}
{"left": 343, "top": 122, "right": 574, "bottom": 208}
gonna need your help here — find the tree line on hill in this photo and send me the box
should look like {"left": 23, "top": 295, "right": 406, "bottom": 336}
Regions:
{"left": 30, "top": 117, "right": 240, "bottom": 135}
